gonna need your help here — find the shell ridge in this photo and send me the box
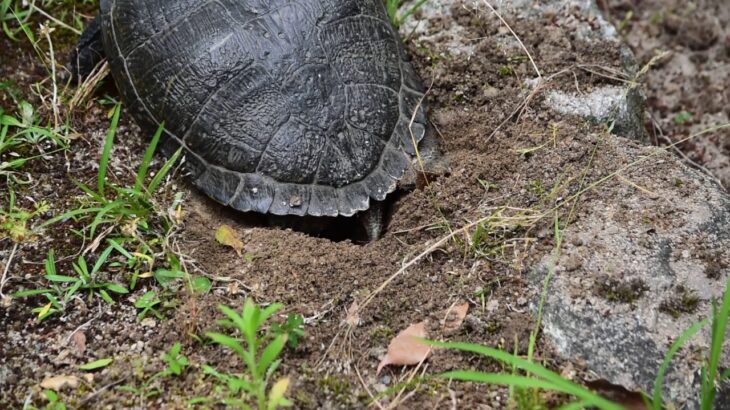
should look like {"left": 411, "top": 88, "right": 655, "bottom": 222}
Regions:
{"left": 253, "top": 112, "right": 293, "bottom": 173}
{"left": 121, "top": 0, "right": 217, "bottom": 60}
{"left": 179, "top": 59, "right": 256, "bottom": 143}
{"left": 106, "top": 0, "right": 428, "bottom": 218}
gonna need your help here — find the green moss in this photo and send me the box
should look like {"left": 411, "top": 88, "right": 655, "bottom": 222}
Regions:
{"left": 498, "top": 65, "right": 515, "bottom": 77}
{"left": 485, "top": 320, "right": 502, "bottom": 334}
{"left": 594, "top": 277, "right": 649, "bottom": 304}
{"left": 660, "top": 285, "right": 700, "bottom": 318}
{"left": 369, "top": 325, "right": 394, "bottom": 345}
{"left": 293, "top": 390, "right": 316, "bottom": 408}
{"left": 318, "top": 376, "right": 353, "bottom": 404}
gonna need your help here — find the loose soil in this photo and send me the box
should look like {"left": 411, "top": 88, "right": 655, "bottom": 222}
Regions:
{"left": 603, "top": 0, "right": 730, "bottom": 189}
{"left": 1, "top": 2, "right": 726, "bottom": 409}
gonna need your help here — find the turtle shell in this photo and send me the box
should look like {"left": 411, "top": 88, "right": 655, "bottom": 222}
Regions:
{"left": 99, "top": 0, "right": 427, "bottom": 217}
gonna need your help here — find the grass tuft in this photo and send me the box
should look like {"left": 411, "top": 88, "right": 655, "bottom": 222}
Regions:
{"left": 385, "top": 0, "right": 427, "bottom": 28}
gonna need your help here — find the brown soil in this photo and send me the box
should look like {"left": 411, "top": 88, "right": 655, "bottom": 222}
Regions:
{"left": 1, "top": 2, "right": 723, "bottom": 409}
{"left": 602, "top": 0, "right": 730, "bottom": 189}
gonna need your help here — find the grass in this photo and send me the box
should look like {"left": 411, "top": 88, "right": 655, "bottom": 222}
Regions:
{"left": 118, "top": 342, "right": 191, "bottom": 401}
{"left": 386, "top": 0, "right": 428, "bottom": 28}
{"left": 198, "top": 300, "right": 303, "bottom": 409}
{"left": 12, "top": 247, "right": 128, "bottom": 320}
{"left": 8, "top": 103, "right": 212, "bottom": 322}
{"left": 2, "top": 0, "right": 92, "bottom": 40}
{"left": 1, "top": 95, "right": 69, "bottom": 181}
{"left": 433, "top": 229, "right": 730, "bottom": 409}
{"left": 3, "top": 0, "right": 729, "bottom": 408}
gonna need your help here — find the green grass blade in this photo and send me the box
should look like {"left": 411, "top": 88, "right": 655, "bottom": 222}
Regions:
{"left": 652, "top": 319, "right": 708, "bottom": 410}
{"left": 98, "top": 103, "right": 121, "bottom": 195}
{"left": 45, "top": 275, "right": 80, "bottom": 283}
{"left": 430, "top": 340, "right": 623, "bottom": 410}
{"left": 45, "top": 249, "right": 56, "bottom": 276}
{"left": 98, "top": 288, "right": 114, "bottom": 304}
{"left": 104, "top": 283, "right": 128, "bottom": 294}
{"left": 39, "top": 207, "right": 105, "bottom": 229}
{"left": 260, "top": 303, "right": 283, "bottom": 324}
{"left": 386, "top": 0, "right": 398, "bottom": 22}
{"left": 91, "top": 245, "right": 115, "bottom": 275}
{"left": 440, "top": 371, "right": 560, "bottom": 391}
{"left": 399, "top": 0, "right": 428, "bottom": 23}
{"left": 135, "top": 122, "right": 165, "bottom": 193}
{"left": 701, "top": 279, "right": 730, "bottom": 410}
{"left": 88, "top": 200, "right": 125, "bottom": 237}
{"left": 257, "top": 335, "right": 287, "bottom": 378}
{"left": 78, "top": 358, "right": 113, "bottom": 371}
{"left": 147, "top": 147, "right": 182, "bottom": 195}
{"left": 107, "top": 239, "right": 134, "bottom": 259}
{"left": 558, "top": 401, "right": 591, "bottom": 410}
{"left": 12, "top": 289, "right": 53, "bottom": 298}
{"left": 218, "top": 304, "right": 247, "bottom": 333}
{"left": 206, "top": 332, "right": 246, "bottom": 358}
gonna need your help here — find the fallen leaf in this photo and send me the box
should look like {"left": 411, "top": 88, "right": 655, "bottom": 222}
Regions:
{"left": 140, "top": 317, "right": 157, "bottom": 328}
{"left": 345, "top": 301, "right": 360, "bottom": 327}
{"left": 215, "top": 224, "right": 244, "bottom": 256}
{"left": 40, "top": 375, "right": 80, "bottom": 391}
{"left": 227, "top": 282, "right": 241, "bottom": 295}
{"left": 268, "top": 377, "right": 290, "bottom": 406}
{"left": 377, "top": 322, "right": 431, "bottom": 375}
{"left": 442, "top": 302, "right": 469, "bottom": 334}
{"left": 71, "top": 331, "right": 86, "bottom": 354}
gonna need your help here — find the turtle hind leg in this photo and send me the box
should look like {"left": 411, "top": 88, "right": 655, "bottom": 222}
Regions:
{"left": 68, "top": 16, "right": 105, "bottom": 83}
{"left": 359, "top": 201, "right": 386, "bottom": 242}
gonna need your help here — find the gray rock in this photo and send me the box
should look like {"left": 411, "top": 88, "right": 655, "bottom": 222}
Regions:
{"left": 544, "top": 85, "right": 648, "bottom": 141}
{"left": 403, "top": 0, "right": 729, "bottom": 407}
{"left": 532, "top": 145, "right": 730, "bottom": 408}
{"left": 402, "top": 0, "right": 648, "bottom": 141}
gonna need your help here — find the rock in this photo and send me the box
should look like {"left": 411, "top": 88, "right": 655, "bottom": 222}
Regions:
{"left": 544, "top": 85, "right": 647, "bottom": 141}
{"left": 532, "top": 149, "right": 730, "bottom": 408}
{"left": 402, "top": 0, "right": 648, "bottom": 142}
{"left": 404, "top": 1, "right": 729, "bottom": 408}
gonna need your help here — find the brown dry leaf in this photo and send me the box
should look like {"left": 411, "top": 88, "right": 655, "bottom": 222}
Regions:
{"left": 376, "top": 321, "right": 431, "bottom": 375}
{"left": 345, "top": 301, "right": 360, "bottom": 327}
{"left": 442, "top": 302, "right": 469, "bottom": 334}
{"left": 40, "top": 375, "right": 80, "bottom": 391}
{"left": 215, "top": 224, "right": 244, "bottom": 256}
{"left": 71, "top": 331, "right": 86, "bottom": 354}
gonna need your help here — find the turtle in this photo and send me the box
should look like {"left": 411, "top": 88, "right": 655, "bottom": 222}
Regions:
{"left": 71, "top": 0, "right": 437, "bottom": 240}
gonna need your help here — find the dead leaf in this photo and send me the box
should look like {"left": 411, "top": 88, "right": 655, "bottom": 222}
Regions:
{"left": 40, "top": 375, "right": 80, "bottom": 391}
{"left": 215, "top": 224, "right": 244, "bottom": 256}
{"left": 377, "top": 322, "right": 431, "bottom": 375}
{"left": 345, "top": 301, "right": 360, "bottom": 327}
{"left": 227, "top": 281, "right": 241, "bottom": 295}
{"left": 442, "top": 302, "right": 469, "bottom": 334}
{"left": 71, "top": 331, "right": 86, "bottom": 354}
